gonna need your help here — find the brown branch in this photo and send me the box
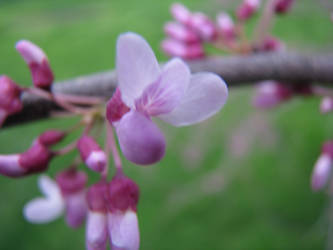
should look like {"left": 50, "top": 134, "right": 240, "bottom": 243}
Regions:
{"left": 4, "top": 51, "right": 333, "bottom": 127}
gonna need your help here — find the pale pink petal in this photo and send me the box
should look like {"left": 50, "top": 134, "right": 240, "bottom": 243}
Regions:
{"left": 38, "top": 175, "right": 62, "bottom": 200}
{"left": 0, "top": 154, "right": 25, "bottom": 177}
{"left": 311, "top": 154, "right": 332, "bottom": 191}
{"left": 116, "top": 110, "right": 165, "bottom": 165}
{"left": 159, "top": 72, "right": 228, "bottom": 126}
{"left": 16, "top": 40, "right": 46, "bottom": 64}
{"left": 116, "top": 33, "right": 160, "bottom": 107}
{"left": 23, "top": 197, "right": 64, "bottom": 223}
{"left": 86, "top": 211, "right": 108, "bottom": 250}
{"left": 108, "top": 210, "right": 140, "bottom": 250}
{"left": 85, "top": 151, "right": 107, "bottom": 173}
{"left": 65, "top": 190, "right": 87, "bottom": 228}
{"left": 135, "top": 58, "right": 190, "bottom": 116}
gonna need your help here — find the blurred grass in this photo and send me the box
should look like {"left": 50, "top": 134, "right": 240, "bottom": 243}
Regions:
{"left": 0, "top": 0, "right": 333, "bottom": 249}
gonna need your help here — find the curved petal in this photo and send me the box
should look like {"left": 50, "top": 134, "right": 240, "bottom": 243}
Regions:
{"left": 23, "top": 197, "right": 64, "bottom": 223}
{"left": 38, "top": 175, "right": 62, "bottom": 200}
{"left": 116, "top": 32, "right": 160, "bottom": 107}
{"left": 86, "top": 211, "right": 108, "bottom": 250}
{"left": 109, "top": 210, "right": 140, "bottom": 250}
{"left": 116, "top": 111, "right": 165, "bottom": 165}
{"left": 159, "top": 72, "right": 228, "bottom": 126}
{"left": 135, "top": 58, "right": 190, "bottom": 116}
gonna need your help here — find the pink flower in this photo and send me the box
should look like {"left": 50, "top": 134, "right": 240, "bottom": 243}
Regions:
{"left": 107, "top": 32, "right": 228, "bottom": 165}
{"left": 0, "top": 75, "right": 22, "bottom": 125}
{"left": 236, "top": 0, "right": 261, "bottom": 21}
{"left": 37, "top": 129, "right": 66, "bottom": 147}
{"left": 320, "top": 97, "right": 333, "bottom": 114}
{"left": 16, "top": 40, "right": 54, "bottom": 89}
{"left": 216, "top": 12, "right": 236, "bottom": 43}
{"left": 188, "top": 12, "right": 217, "bottom": 41}
{"left": 77, "top": 135, "right": 107, "bottom": 173}
{"left": 257, "top": 36, "right": 285, "bottom": 52}
{"left": 161, "top": 38, "right": 205, "bottom": 60}
{"left": 24, "top": 171, "right": 88, "bottom": 228}
{"left": 164, "top": 22, "right": 200, "bottom": 44}
{"left": 274, "top": 0, "right": 294, "bottom": 14}
{"left": 311, "top": 141, "right": 333, "bottom": 191}
{"left": 170, "top": 3, "right": 192, "bottom": 26}
{"left": 0, "top": 142, "right": 53, "bottom": 177}
{"left": 252, "top": 81, "right": 292, "bottom": 109}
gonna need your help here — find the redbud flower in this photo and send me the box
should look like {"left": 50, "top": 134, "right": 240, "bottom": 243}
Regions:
{"left": 189, "top": 12, "right": 217, "bottom": 41}
{"left": 108, "top": 32, "right": 228, "bottom": 165}
{"left": 258, "top": 36, "right": 285, "bottom": 52}
{"left": 16, "top": 40, "right": 54, "bottom": 89}
{"left": 236, "top": 0, "right": 261, "bottom": 21}
{"left": 37, "top": 129, "right": 66, "bottom": 147}
{"left": 216, "top": 12, "right": 236, "bottom": 42}
{"left": 161, "top": 38, "right": 205, "bottom": 60}
{"left": 0, "top": 75, "right": 22, "bottom": 125}
{"left": 86, "top": 182, "right": 109, "bottom": 250}
{"left": 320, "top": 97, "right": 333, "bottom": 114}
{"left": 107, "top": 174, "right": 140, "bottom": 250}
{"left": 0, "top": 143, "right": 53, "bottom": 177}
{"left": 170, "top": 3, "right": 192, "bottom": 26}
{"left": 311, "top": 141, "right": 333, "bottom": 191}
{"left": 164, "top": 22, "right": 201, "bottom": 44}
{"left": 77, "top": 135, "right": 107, "bottom": 173}
{"left": 252, "top": 81, "right": 292, "bottom": 109}
{"left": 274, "top": 0, "right": 294, "bottom": 14}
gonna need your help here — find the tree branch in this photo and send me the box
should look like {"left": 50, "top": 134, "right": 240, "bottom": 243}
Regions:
{"left": 4, "top": 52, "right": 333, "bottom": 127}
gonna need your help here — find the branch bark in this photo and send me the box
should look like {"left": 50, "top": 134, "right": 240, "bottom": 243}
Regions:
{"left": 4, "top": 51, "right": 333, "bottom": 127}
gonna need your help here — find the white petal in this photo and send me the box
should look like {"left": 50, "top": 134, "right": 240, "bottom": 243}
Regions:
{"left": 116, "top": 32, "right": 160, "bottom": 107}
{"left": 135, "top": 58, "right": 190, "bottom": 116}
{"left": 23, "top": 197, "right": 64, "bottom": 223}
{"left": 86, "top": 211, "right": 108, "bottom": 250}
{"left": 38, "top": 175, "right": 62, "bottom": 200}
{"left": 159, "top": 72, "right": 228, "bottom": 126}
{"left": 109, "top": 210, "right": 140, "bottom": 250}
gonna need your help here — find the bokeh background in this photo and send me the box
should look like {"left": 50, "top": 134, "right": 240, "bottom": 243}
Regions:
{"left": 1, "top": 0, "right": 333, "bottom": 249}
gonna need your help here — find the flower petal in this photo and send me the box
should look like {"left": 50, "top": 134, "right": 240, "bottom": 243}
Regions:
{"left": 159, "top": 72, "right": 228, "bottom": 126}
{"left": 109, "top": 210, "right": 140, "bottom": 250}
{"left": 135, "top": 58, "right": 190, "bottom": 116}
{"left": 86, "top": 211, "right": 108, "bottom": 250}
{"left": 38, "top": 175, "right": 62, "bottom": 200}
{"left": 23, "top": 197, "right": 64, "bottom": 223}
{"left": 116, "top": 32, "right": 160, "bottom": 107}
{"left": 116, "top": 110, "right": 165, "bottom": 165}
{"left": 65, "top": 191, "right": 87, "bottom": 228}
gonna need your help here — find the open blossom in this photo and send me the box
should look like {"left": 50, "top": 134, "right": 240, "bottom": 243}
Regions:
{"left": 24, "top": 171, "right": 87, "bottom": 228}
{"left": 107, "top": 32, "right": 228, "bottom": 165}
{"left": 0, "top": 75, "right": 23, "bottom": 125}
{"left": 311, "top": 141, "right": 333, "bottom": 191}
{"left": 16, "top": 40, "right": 54, "bottom": 89}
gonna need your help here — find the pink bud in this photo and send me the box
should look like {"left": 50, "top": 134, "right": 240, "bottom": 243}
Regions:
{"left": 38, "top": 130, "right": 66, "bottom": 147}
{"left": 16, "top": 40, "right": 54, "bottom": 89}
{"left": 106, "top": 88, "right": 130, "bottom": 124}
{"left": 322, "top": 141, "right": 333, "bottom": 158}
{"left": 311, "top": 154, "right": 332, "bottom": 191}
{"left": 258, "top": 36, "right": 285, "bottom": 52}
{"left": 320, "top": 97, "right": 333, "bottom": 114}
{"left": 274, "top": 0, "right": 294, "bottom": 14}
{"left": 0, "top": 75, "right": 22, "bottom": 123}
{"left": 86, "top": 182, "right": 109, "bottom": 213}
{"left": 0, "top": 154, "right": 25, "bottom": 177}
{"left": 77, "top": 135, "right": 107, "bottom": 173}
{"left": 216, "top": 12, "right": 236, "bottom": 42}
{"left": 19, "top": 143, "right": 53, "bottom": 174}
{"left": 170, "top": 3, "right": 192, "bottom": 25}
{"left": 252, "top": 81, "right": 293, "bottom": 109}
{"left": 236, "top": 0, "right": 261, "bottom": 21}
{"left": 161, "top": 39, "right": 205, "bottom": 60}
{"left": 164, "top": 22, "right": 201, "bottom": 44}
{"left": 189, "top": 12, "right": 217, "bottom": 41}
{"left": 107, "top": 174, "right": 139, "bottom": 212}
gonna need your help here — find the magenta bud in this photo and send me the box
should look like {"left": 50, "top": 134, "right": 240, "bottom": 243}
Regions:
{"left": 0, "top": 75, "right": 22, "bottom": 116}
{"left": 322, "top": 141, "right": 333, "bottom": 159}
{"left": 320, "top": 97, "right": 333, "bottom": 114}
{"left": 16, "top": 40, "right": 54, "bottom": 89}
{"left": 252, "top": 81, "right": 293, "bottom": 109}
{"left": 161, "top": 39, "right": 205, "bottom": 60}
{"left": 56, "top": 169, "right": 87, "bottom": 195}
{"left": 236, "top": 0, "right": 260, "bottom": 21}
{"left": 189, "top": 12, "right": 217, "bottom": 41}
{"left": 18, "top": 143, "right": 53, "bottom": 174}
{"left": 106, "top": 88, "right": 130, "bottom": 124}
{"left": 86, "top": 182, "right": 109, "bottom": 213}
{"left": 311, "top": 154, "right": 332, "bottom": 191}
{"left": 216, "top": 12, "right": 236, "bottom": 42}
{"left": 164, "top": 22, "right": 200, "bottom": 44}
{"left": 274, "top": 0, "right": 294, "bottom": 14}
{"left": 170, "top": 3, "right": 192, "bottom": 25}
{"left": 38, "top": 130, "right": 66, "bottom": 147}
{"left": 77, "top": 135, "right": 107, "bottom": 173}
{"left": 258, "top": 36, "right": 285, "bottom": 52}
{"left": 116, "top": 111, "right": 166, "bottom": 165}
{"left": 107, "top": 174, "right": 139, "bottom": 212}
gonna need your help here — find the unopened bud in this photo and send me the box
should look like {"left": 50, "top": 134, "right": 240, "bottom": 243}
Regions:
{"left": 257, "top": 36, "right": 285, "bottom": 52}
{"left": 164, "top": 22, "right": 200, "bottom": 43}
{"left": 216, "top": 12, "right": 236, "bottom": 42}
{"left": 170, "top": 3, "right": 192, "bottom": 25}
{"left": 161, "top": 39, "right": 205, "bottom": 60}
{"left": 38, "top": 130, "right": 66, "bottom": 147}
{"left": 77, "top": 135, "right": 107, "bottom": 173}
{"left": 236, "top": 0, "right": 261, "bottom": 21}
{"left": 16, "top": 40, "right": 54, "bottom": 89}
{"left": 274, "top": 0, "right": 294, "bottom": 14}
{"left": 320, "top": 97, "right": 333, "bottom": 114}
{"left": 189, "top": 12, "right": 217, "bottom": 41}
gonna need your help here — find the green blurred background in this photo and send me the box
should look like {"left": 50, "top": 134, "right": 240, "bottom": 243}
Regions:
{"left": 1, "top": 0, "right": 333, "bottom": 249}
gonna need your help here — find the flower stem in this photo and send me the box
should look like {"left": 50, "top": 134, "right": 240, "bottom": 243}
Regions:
{"left": 106, "top": 122, "right": 122, "bottom": 173}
